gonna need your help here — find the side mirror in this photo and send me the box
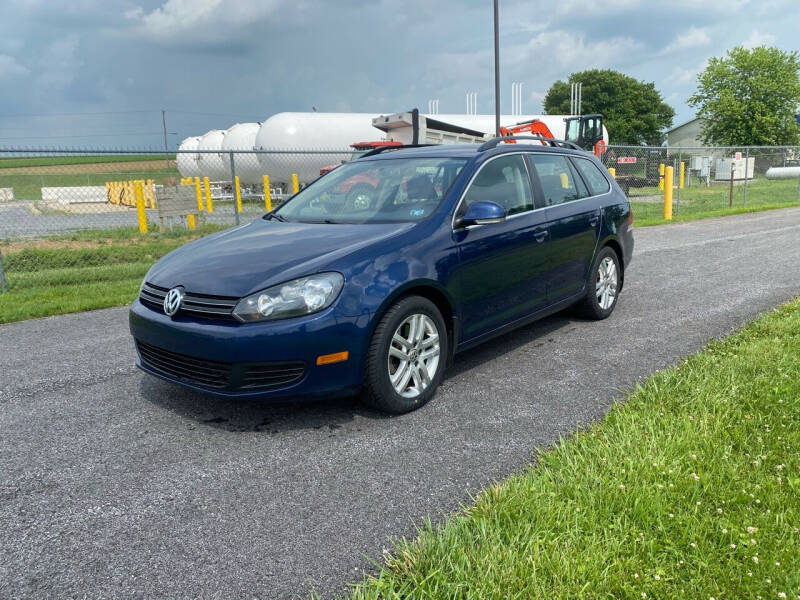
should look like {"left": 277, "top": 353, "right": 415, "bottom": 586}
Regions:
{"left": 455, "top": 201, "right": 506, "bottom": 228}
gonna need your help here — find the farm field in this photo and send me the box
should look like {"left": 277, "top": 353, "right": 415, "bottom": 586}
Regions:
{"left": 0, "top": 154, "right": 176, "bottom": 169}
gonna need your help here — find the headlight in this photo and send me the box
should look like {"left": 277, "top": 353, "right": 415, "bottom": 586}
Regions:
{"left": 232, "top": 272, "right": 344, "bottom": 323}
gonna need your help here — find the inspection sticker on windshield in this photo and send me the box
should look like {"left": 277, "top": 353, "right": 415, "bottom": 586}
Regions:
{"left": 410, "top": 208, "right": 425, "bottom": 217}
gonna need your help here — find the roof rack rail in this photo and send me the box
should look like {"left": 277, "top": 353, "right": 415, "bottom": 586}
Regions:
{"left": 478, "top": 136, "right": 583, "bottom": 152}
{"left": 359, "top": 143, "right": 436, "bottom": 158}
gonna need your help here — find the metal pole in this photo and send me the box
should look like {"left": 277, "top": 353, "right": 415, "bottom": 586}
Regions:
{"left": 0, "top": 248, "right": 8, "bottom": 292}
{"left": 161, "top": 109, "right": 170, "bottom": 170}
{"left": 677, "top": 149, "right": 681, "bottom": 214}
{"left": 493, "top": 0, "right": 500, "bottom": 137}
{"left": 743, "top": 147, "right": 749, "bottom": 205}
{"left": 229, "top": 152, "right": 240, "bottom": 226}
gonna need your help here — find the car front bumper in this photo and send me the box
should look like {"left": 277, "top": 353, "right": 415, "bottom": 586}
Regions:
{"left": 129, "top": 299, "right": 371, "bottom": 399}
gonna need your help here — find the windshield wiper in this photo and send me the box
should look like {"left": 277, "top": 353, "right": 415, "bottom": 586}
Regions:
{"left": 264, "top": 212, "right": 288, "bottom": 222}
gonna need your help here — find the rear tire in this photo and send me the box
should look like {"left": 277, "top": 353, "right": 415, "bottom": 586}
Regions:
{"left": 578, "top": 246, "right": 621, "bottom": 320}
{"left": 361, "top": 296, "right": 448, "bottom": 414}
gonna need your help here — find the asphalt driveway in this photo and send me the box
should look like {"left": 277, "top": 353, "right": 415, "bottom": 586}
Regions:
{"left": 2, "top": 207, "right": 800, "bottom": 599}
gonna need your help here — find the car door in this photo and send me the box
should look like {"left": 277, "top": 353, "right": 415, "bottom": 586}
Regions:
{"left": 528, "top": 153, "right": 601, "bottom": 304}
{"left": 453, "top": 153, "right": 550, "bottom": 341}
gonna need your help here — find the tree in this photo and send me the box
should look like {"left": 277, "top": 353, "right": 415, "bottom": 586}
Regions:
{"left": 543, "top": 69, "right": 674, "bottom": 145}
{"left": 689, "top": 46, "right": 800, "bottom": 146}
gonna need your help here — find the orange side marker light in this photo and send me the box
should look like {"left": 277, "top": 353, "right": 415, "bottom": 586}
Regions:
{"left": 316, "top": 351, "right": 349, "bottom": 366}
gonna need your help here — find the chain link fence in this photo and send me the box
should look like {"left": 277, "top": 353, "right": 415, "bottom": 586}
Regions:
{"left": 602, "top": 145, "right": 800, "bottom": 222}
{"left": 0, "top": 148, "right": 352, "bottom": 317}
{"left": 1, "top": 144, "right": 799, "bottom": 320}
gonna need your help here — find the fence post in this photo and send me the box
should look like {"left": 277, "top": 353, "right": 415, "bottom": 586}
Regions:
{"left": 263, "top": 175, "right": 272, "bottom": 211}
{"left": 0, "top": 248, "right": 8, "bottom": 293}
{"left": 743, "top": 147, "right": 749, "bottom": 205}
{"left": 291, "top": 173, "right": 299, "bottom": 194}
{"left": 229, "top": 152, "right": 240, "bottom": 226}
{"left": 194, "top": 177, "right": 204, "bottom": 212}
{"left": 663, "top": 166, "right": 674, "bottom": 220}
{"left": 135, "top": 180, "right": 148, "bottom": 234}
{"left": 677, "top": 150, "right": 682, "bottom": 215}
{"left": 203, "top": 176, "right": 214, "bottom": 213}
{"left": 728, "top": 163, "right": 735, "bottom": 208}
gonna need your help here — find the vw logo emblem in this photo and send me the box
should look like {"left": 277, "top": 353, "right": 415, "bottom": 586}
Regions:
{"left": 163, "top": 287, "right": 185, "bottom": 317}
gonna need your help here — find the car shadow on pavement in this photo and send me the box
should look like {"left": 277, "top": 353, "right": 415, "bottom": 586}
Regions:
{"left": 445, "top": 311, "right": 580, "bottom": 380}
{"left": 137, "top": 309, "right": 582, "bottom": 433}
{"left": 137, "top": 376, "right": 387, "bottom": 434}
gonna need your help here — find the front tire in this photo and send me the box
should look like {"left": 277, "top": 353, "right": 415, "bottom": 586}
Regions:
{"left": 578, "top": 246, "right": 621, "bottom": 320}
{"left": 362, "top": 296, "right": 448, "bottom": 414}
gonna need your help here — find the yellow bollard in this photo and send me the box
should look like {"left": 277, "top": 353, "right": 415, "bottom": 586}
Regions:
{"left": 145, "top": 179, "right": 155, "bottom": 208}
{"left": 679, "top": 162, "right": 685, "bottom": 189}
{"left": 194, "top": 177, "right": 204, "bottom": 211}
{"left": 608, "top": 167, "right": 616, "bottom": 178}
{"left": 126, "top": 180, "right": 135, "bottom": 207}
{"left": 263, "top": 175, "right": 272, "bottom": 211}
{"left": 187, "top": 214, "right": 196, "bottom": 230}
{"left": 663, "top": 166, "right": 674, "bottom": 220}
{"left": 234, "top": 175, "right": 242, "bottom": 213}
{"left": 659, "top": 163, "right": 665, "bottom": 191}
{"left": 203, "top": 176, "right": 213, "bottom": 213}
{"left": 291, "top": 173, "right": 299, "bottom": 194}
{"left": 135, "top": 180, "right": 148, "bottom": 233}
{"left": 559, "top": 172, "right": 569, "bottom": 188}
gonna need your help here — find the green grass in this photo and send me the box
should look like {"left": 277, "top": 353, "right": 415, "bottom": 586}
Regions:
{"left": 630, "top": 176, "right": 800, "bottom": 226}
{"left": 0, "top": 224, "right": 226, "bottom": 323}
{"left": 0, "top": 169, "right": 180, "bottom": 200}
{"left": 0, "top": 154, "right": 175, "bottom": 169}
{"left": 347, "top": 298, "right": 800, "bottom": 599}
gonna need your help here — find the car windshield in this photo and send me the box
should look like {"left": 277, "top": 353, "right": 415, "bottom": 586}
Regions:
{"left": 274, "top": 156, "right": 468, "bottom": 224}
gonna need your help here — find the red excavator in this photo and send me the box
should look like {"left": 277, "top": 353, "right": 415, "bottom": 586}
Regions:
{"left": 500, "top": 114, "right": 606, "bottom": 156}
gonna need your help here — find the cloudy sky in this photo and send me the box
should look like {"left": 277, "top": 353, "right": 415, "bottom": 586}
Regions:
{"left": 0, "top": 0, "right": 797, "bottom": 148}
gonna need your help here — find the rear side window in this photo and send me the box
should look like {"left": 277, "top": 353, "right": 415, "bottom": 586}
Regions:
{"left": 572, "top": 157, "right": 611, "bottom": 196}
{"left": 461, "top": 154, "right": 533, "bottom": 216}
{"left": 529, "top": 154, "right": 587, "bottom": 206}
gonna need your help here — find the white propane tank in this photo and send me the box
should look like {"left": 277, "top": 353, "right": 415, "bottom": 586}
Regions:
{"left": 220, "top": 122, "right": 262, "bottom": 183}
{"left": 196, "top": 129, "right": 227, "bottom": 181}
{"left": 176, "top": 136, "right": 201, "bottom": 178}
{"left": 766, "top": 166, "right": 800, "bottom": 179}
{"left": 248, "top": 112, "right": 609, "bottom": 185}
{"left": 254, "top": 113, "right": 382, "bottom": 184}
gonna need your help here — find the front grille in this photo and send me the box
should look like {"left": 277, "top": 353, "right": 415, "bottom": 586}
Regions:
{"left": 241, "top": 361, "right": 307, "bottom": 390}
{"left": 136, "top": 340, "right": 232, "bottom": 389}
{"left": 140, "top": 282, "right": 238, "bottom": 321}
{"left": 136, "top": 340, "right": 308, "bottom": 393}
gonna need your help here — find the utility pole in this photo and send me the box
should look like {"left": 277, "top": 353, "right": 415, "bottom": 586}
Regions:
{"left": 161, "top": 109, "right": 169, "bottom": 169}
{"left": 493, "top": 0, "right": 500, "bottom": 137}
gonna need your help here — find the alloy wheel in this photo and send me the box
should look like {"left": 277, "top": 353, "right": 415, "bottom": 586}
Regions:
{"left": 387, "top": 313, "right": 441, "bottom": 398}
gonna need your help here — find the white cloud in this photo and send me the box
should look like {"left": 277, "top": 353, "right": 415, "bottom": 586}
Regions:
{"left": 741, "top": 29, "right": 776, "bottom": 48}
{"left": 0, "top": 54, "right": 29, "bottom": 79}
{"left": 660, "top": 27, "right": 711, "bottom": 55}
{"left": 126, "top": 0, "right": 287, "bottom": 38}
{"left": 37, "top": 35, "right": 82, "bottom": 90}
{"left": 516, "top": 30, "right": 643, "bottom": 72}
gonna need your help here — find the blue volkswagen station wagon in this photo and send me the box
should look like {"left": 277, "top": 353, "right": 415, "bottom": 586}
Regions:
{"left": 130, "top": 138, "right": 633, "bottom": 413}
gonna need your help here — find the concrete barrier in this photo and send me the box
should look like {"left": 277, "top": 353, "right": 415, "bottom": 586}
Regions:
{"left": 41, "top": 186, "right": 108, "bottom": 204}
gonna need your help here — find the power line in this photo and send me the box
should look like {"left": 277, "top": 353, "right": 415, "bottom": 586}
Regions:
{"left": 0, "top": 132, "right": 178, "bottom": 140}
{"left": 0, "top": 110, "right": 158, "bottom": 119}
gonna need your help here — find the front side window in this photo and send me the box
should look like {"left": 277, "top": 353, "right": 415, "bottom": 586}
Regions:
{"left": 572, "top": 157, "right": 610, "bottom": 196}
{"left": 275, "top": 157, "right": 467, "bottom": 224}
{"left": 530, "top": 154, "right": 587, "bottom": 206}
{"left": 459, "top": 154, "right": 533, "bottom": 217}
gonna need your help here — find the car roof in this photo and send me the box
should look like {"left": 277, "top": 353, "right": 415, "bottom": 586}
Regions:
{"left": 361, "top": 143, "right": 592, "bottom": 161}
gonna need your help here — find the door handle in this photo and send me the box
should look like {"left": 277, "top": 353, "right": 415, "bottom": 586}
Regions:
{"left": 533, "top": 228, "right": 548, "bottom": 243}
{"left": 588, "top": 215, "right": 600, "bottom": 226}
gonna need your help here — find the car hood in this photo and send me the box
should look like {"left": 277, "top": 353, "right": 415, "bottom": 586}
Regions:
{"left": 146, "top": 218, "right": 415, "bottom": 298}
